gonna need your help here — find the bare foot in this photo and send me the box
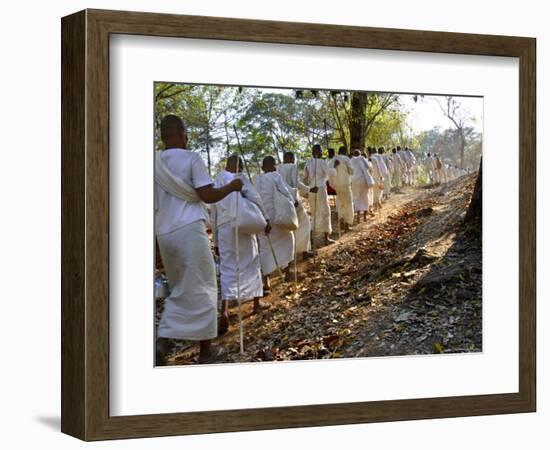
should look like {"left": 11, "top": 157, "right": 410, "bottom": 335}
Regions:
{"left": 198, "top": 345, "right": 225, "bottom": 364}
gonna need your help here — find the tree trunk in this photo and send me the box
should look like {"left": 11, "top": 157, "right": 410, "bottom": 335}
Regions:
{"left": 459, "top": 130, "right": 465, "bottom": 169}
{"left": 349, "top": 92, "right": 367, "bottom": 150}
{"left": 465, "top": 158, "right": 482, "bottom": 222}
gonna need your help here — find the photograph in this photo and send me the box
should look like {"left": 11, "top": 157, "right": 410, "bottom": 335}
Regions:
{"left": 153, "top": 83, "right": 483, "bottom": 366}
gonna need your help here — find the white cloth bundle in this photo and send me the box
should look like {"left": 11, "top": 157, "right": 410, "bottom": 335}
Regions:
{"left": 331, "top": 155, "right": 354, "bottom": 190}
{"left": 359, "top": 157, "right": 375, "bottom": 186}
{"left": 236, "top": 194, "right": 267, "bottom": 235}
{"left": 212, "top": 171, "right": 266, "bottom": 235}
{"left": 277, "top": 163, "right": 311, "bottom": 252}
{"left": 273, "top": 186, "right": 298, "bottom": 230}
{"left": 254, "top": 172, "right": 298, "bottom": 231}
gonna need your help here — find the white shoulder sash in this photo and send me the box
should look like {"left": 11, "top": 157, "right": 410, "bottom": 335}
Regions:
{"left": 154, "top": 152, "right": 202, "bottom": 206}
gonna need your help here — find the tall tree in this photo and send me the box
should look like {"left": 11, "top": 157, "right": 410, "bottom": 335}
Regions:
{"left": 438, "top": 96, "right": 469, "bottom": 169}
{"left": 349, "top": 92, "right": 367, "bottom": 150}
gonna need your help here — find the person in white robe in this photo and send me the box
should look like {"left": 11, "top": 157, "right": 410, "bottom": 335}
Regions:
{"left": 390, "top": 148, "right": 403, "bottom": 191}
{"left": 350, "top": 149, "right": 374, "bottom": 223}
{"left": 424, "top": 152, "right": 437, "bottom": 184}
{"left": 154, "top": 115, "right": 243, "bottom": 364}
{"left": 360, "top": 150, "right": 376, "bottom": 215}
{"left": 374, "top": 147, "right": 391, "bottom": 200}
{"left": 326, "top": 147, "right": 338, "bottom": 207}
{"left": 434, "top": 153, "right": 446, "bottom": 184}
{"left": 381, "top": 149, "right": 394, "bottom": 197}
{"left": 396, "top": 147, "right": 411, "bottom": 185}
{"left": 404, "top": 147, "right": 417, "bottom": 185}
{"left": 330, "top": 146, "right": 355, "bottom": 232}
{"left": 304, "top": 144, "right": 337, "bottom": 245}
{"left": 212, "top": 155, "right": 266, "bottom": 334}
{"left": 397, "top": 147, "right": 410, "bottom": 185}
{"left": 254, "top": 156, "right": 296, "bottom": 287}
{"left": 368, "top": 147, "right": 384, "bottom": 209}
{"left": 278, "top": 151, "right": 315, "bottom": 259}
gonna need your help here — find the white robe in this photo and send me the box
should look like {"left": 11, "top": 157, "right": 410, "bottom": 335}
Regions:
{"left": 277, "top": 163, "right": 311, "bottom": 254}
{"left": 372, "top": 154, "right": 390, "bottom": 199}
{"left": 157, "top": 220, "right": 218, "bottom": 340}
{"left": 304, "top": 158, "right": 336, "bottom": 234}
{"left": 391, "top": 152, "right": 403, "bottom": 189}
{"left": 369, "top": 156, "right": 384, "bottom": 205}
{"left": 405, "top": 150, "right": 417, "bottom": 185}
{"left": 350, "top": 156, "right": 372, "bottom": 212}
{"left": 435, "top": 156, "right": 446, "bottom": 183}
{"left": 212, "top": 171, "right": 263, "bottom": 302}
{"left": 398, "top": 151, "right": 409, "bottom": 184}
{"left": 331, "top": 155, "right": 354, "bottom": 225}
{"left": 254, "top": 172, "right": 296, "bottom": 276}
{"left": 424, "top": 156, "right": 437, "bottom": 184}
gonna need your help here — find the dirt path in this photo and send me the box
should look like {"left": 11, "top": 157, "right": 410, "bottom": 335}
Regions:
{"left": 165, "top": 175, "right": 481, "bottom": 365}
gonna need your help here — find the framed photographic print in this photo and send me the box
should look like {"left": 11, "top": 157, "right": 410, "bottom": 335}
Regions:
{"left": 61, "top": 9, "right": 536, "bottom": 441}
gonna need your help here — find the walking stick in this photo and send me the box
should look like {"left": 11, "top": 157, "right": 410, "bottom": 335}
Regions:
{"left": 292, "top": 229, "right": 298, "bottom": 295}
{"left": 324, "top": 118, "right": 340, "bottom": 239}
{"left": 310, "top": 155, "right": 319, "bottom": 263}
{"left": 234, "top": 193, "right": 244, "bottom": 354}
{"left": 233, "top": 126, "right": 285, "bottom": 280}
{"left": 292, "top": 163, "right": 299, "bottom": 296}
{"left": 334, "top": 167, "right": 341, "bottom": 239}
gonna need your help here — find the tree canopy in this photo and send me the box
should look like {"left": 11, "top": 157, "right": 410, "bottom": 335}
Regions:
{"left": 154, "top": 83, "right": 482, "bottom": 174}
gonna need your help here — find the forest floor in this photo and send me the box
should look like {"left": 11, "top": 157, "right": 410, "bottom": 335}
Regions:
{"left": 158, "top": 173, "right": 482, "bottom": 365}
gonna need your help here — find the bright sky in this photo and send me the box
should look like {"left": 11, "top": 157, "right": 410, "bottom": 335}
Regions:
{"left": 400, "top": 94, "right": 483, "bottom": 134}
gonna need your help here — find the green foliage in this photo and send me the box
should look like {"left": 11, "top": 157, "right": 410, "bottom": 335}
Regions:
{"left": 415, "top": 165, "right": 429, "bottom": 185}
{"left": 154, "top": 83, "right": 479, "bottom": 175}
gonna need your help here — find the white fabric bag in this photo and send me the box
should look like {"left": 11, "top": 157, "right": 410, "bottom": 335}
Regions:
{"left": 361, "top": 159, "right": 376, "bottom": 187}
{"left": 331, "top": 156, "right": 353, "bottom": 190}
{"left": 236, "top": 194, "right": 267, "bottom": 235}
{"left": 273, "top": 185, "right": 299, "bottom": 231}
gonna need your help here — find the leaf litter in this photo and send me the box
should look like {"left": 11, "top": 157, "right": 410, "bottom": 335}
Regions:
{"left": 161, "top": 174, "right": 482, "bottom": 365}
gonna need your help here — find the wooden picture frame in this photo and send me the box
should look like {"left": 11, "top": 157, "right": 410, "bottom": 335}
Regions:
{"left": 61, "top": 8, "right": 536, "bottom": 441}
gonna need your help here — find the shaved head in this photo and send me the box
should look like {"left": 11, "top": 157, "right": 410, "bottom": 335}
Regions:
{"left": 312, "top": 144, "right": 322, "bottom": 158}
{"left": 353, "top": 150, "right": 361, "bottom": 157}
{"left": 283, "top": 151, "right": 295, "bottom": 163}
{"left": 225, "top": 154, "right": 243, "bottom": 173}
{"left": 159, "top": 114, "right": 187, "bottom": 149}
{"left": 262, "top": 155, "right": 277, "bottom": 172}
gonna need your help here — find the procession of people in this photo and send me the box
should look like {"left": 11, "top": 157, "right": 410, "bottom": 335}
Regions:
{"left": 154, "top": 114, "right": 467, "bottom": 364}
